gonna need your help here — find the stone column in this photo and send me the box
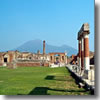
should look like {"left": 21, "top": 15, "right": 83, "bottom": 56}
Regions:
{"left": 81, "top": 37, "right": 84, "bottom": 70}
{"left": 43, "top": 40, "right": 45, "bottom": 55}
{"left": 84, "top": 34, "right": 90, "bottom": 70}
{"left": 78, "top": 39, "right": 81, "bottom": 70}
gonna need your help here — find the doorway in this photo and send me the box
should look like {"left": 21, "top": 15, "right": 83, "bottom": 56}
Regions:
{"left": 4, "top": 58, "right": 7, "bottom": 63}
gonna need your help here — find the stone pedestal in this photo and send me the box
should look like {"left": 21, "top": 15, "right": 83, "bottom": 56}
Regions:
{"left": 82, "top": 70, "right": 94, "bottom": 81}
{"left": 82, "top": 70, "right": 89, "bottom": 79}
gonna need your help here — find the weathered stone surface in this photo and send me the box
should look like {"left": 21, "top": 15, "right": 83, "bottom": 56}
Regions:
{"left": 78, "top": 23, "right": 90, "bottom": 40}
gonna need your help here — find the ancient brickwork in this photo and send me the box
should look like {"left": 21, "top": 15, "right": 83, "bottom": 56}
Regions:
{"left": 49, "top": 52, "right": 66, "bottom": 64}
{"left": 0, "top": 40, "right": 67, "bottom": 67}
{"left": 16, "top": 62, "right": 41, "bottom": 67}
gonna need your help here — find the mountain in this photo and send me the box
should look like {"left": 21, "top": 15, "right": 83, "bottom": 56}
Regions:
{"left": 14, "top": 39, "right": 78, "bottom": 56}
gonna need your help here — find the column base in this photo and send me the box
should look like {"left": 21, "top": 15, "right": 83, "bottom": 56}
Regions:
{"left": 82, "top": 70, "right": 94, "bottom": 81}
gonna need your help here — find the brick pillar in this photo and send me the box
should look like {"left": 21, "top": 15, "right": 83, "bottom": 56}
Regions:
{"left": 84, "top": 34, "right": 90, "bottom": 70}
{"left": 78, "top": 39, "right": 81, "bottom": 70}
{"left": 81, "top": 37, "right": 84, "bottom": 70}
{"left": 43, "top": 40, "right": 45, "bottom": 55}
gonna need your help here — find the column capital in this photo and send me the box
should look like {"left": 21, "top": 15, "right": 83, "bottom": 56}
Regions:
{"left": 83, "top": 33, "right": 89, "bottom": 38}
{"left": 77, "top": 23, "right": 90, "bottom": 40}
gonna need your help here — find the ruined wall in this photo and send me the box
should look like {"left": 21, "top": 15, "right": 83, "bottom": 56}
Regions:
{"left": 0, "top": 63, "right": 3, "bottom": 66}
{"left": 49, "top": 52, "right": 67, "bottom": 64}
{"left": 16, "top": 62, "right": 41, "bottom": 67}
{"left": 0, "top": 51, "right": 67, "bottom": 67}
{"left": 9, "top": 53, "right": 14, "bottom": 62}
{"left": 43, "top": 63, "right": 49, "bottom": 67}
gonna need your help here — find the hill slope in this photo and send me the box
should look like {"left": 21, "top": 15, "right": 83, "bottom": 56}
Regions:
{"left": 15, "top": 39, "right": 78, "bottom": 56}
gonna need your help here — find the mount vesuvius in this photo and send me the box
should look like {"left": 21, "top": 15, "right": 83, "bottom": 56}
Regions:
{"left": 14, "top": 39, "right": 78, "bottom": 56}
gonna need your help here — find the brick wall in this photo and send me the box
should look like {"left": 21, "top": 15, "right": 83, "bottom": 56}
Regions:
{"left": 43, "top": 63, "right": 49, "bottom": 67}
{"left": 16, "top": 62, "right": 41, "bottom": 67}
{"left": 9, "top": 53, "right": 13, "bottom": 62}
{"left": 0, "top": 63, "right": 3, "bottom": 66}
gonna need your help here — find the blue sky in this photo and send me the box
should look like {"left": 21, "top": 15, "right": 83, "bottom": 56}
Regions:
{"left": 0, "top": 0, "right": 94, "bottom": 51}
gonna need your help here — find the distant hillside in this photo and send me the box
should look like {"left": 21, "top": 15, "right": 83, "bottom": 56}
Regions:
{"left": 14, "top": 39, "right": 78, "bottom": 56}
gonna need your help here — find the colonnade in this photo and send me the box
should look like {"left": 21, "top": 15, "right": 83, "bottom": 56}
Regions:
{"left": 78, "top": 23, "right": 90, "bottom": 71}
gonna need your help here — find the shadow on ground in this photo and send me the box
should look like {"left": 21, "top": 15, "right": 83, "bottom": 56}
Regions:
{"left": 65, "top": 67, "right": 82, "bottom": 84}
{"left": 18, "top": 86, "right": 87, "bottom": 95}
{"left": 28, "top": 87, "right": 50, "bottom": 95}
{"left": 18, "top": 68, "right": 91, "bottom": 95}
{"left": 27, "top": 87, "right": 87, "bottom": 95}
{"left": 45, "top": 75, "right": 74, "bottom": 81}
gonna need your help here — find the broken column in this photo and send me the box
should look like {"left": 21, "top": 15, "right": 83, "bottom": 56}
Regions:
{"left": 43, "top": 40, "right": 45, "bottom": 55}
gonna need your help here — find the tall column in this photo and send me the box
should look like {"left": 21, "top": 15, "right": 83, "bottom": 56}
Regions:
{"left": 81, "top": 37, "right": 84, "bottom": 70}
{"left": 84, "top": 34, "right": 90, "bottom": 70}
{"left": 78, "top": 39, "right": 81, "bottom": 70}
{"left": 65, "top": 52, "right": 67, "bottom": 64}
{"left": 43, "top": 40, "right": 45, "bottom": 55}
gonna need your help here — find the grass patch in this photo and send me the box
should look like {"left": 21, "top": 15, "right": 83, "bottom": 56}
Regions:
{"left": 0, "top": 66, "right": 91, "bottom": 95}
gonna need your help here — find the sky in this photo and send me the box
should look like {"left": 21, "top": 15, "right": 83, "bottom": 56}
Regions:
{"left": 0, "top": 0, "right": 94, "bottom": 51}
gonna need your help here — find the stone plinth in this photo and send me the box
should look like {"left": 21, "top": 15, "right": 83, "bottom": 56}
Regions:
{"left": 82, "top": 70, "right": 95, "bottom": 81}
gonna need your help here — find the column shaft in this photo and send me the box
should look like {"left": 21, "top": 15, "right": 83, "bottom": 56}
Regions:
{"left": 43, "top": 40, "right": 45, "bottom": 55}
{"left": 84, "top": 34, "right": 90, "bottom": 70}
{"left": 78, "top": 40, "right": 81, "bottom": 70}
{"left": 81, "top": 37, "right": 84, "bottom": 70}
